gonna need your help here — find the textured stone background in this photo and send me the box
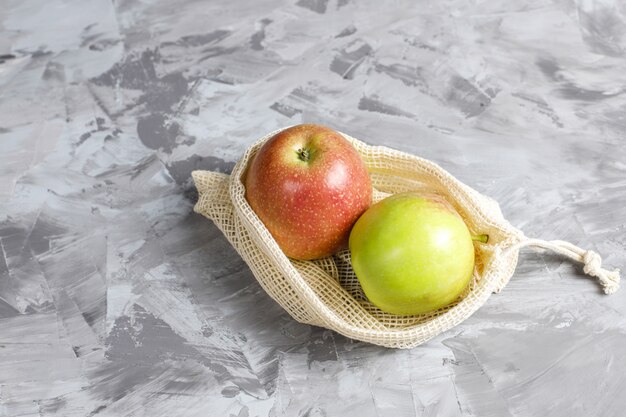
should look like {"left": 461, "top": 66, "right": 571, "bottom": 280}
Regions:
{"left": 1, "top": 0, "right": 626, "bottom": 416}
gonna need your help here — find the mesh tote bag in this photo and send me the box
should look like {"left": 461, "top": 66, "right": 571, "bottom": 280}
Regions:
{"left": 192, "top": 127, "right": 620, "bottom": 349}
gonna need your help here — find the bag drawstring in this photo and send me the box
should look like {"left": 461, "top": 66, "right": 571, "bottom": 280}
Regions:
{"left": 504, "top": 238, "right": 621, "bottom": 295}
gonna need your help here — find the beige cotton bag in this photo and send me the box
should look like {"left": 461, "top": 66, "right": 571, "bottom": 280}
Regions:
{"left": 192, "top": 127, "right": 620, "bottom": 349}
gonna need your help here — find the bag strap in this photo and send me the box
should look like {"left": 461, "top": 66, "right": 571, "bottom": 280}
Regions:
{"left": 505, "top": 238, "right": 620, "bottom": 294}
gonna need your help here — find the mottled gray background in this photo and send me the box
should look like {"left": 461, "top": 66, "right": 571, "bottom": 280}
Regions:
{"left": 1, "top": 0, "right": 626, "bottom": 416}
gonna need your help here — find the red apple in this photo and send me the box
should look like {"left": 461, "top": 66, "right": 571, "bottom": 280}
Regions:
{"left": 245, "top": 124, "right": 372, "bottom": 260}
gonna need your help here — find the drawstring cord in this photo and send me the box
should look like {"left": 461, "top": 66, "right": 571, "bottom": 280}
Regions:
{"left": 503, "top": 238, "right": 621, "bottom": 294}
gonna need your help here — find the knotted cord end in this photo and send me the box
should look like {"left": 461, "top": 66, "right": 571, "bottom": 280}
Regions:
{"left": 511, "top": 239, "right": 621, "bottom": 295}
{"left": 582, "top": 250, "right": 621, "bottom": 295}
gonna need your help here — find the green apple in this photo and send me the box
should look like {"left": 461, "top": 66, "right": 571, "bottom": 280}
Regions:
{"left": 349, "top": 192, "right": 485, "bottom": 315}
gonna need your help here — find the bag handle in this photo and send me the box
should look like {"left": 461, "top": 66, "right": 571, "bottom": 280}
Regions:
{"left": 505, "top": 238, "right": 620, "bottom": 294}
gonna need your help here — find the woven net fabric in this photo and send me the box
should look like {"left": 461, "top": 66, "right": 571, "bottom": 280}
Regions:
{"left": 191, "top": 128, "right": 618, "bottom": 349}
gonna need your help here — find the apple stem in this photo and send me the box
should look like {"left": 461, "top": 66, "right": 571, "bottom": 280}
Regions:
{"left": 297, "top": 148, "right": 310, "bottom": 162}
{"left": 472, "top": 234, "right": 489, "bottom": 244}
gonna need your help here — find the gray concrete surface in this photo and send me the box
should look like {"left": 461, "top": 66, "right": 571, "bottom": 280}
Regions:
{"left": 1, "top": 0, "right": 626, "bottom": 416}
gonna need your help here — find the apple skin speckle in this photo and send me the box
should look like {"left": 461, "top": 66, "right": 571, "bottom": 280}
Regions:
{"left": 245, "top": 124, "right": 373, "bottom": 260}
